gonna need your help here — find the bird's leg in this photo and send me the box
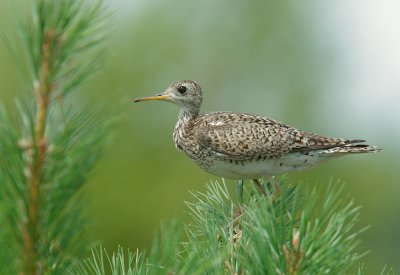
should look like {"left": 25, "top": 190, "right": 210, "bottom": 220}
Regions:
{"left": 236, "top": 179, "right": 244, "bottom": 203}
{"left": 253, "top": 179, "right": 266, "bottom": 196}
{"left": 267, "top": 176, "right": 281, "bottom": 197}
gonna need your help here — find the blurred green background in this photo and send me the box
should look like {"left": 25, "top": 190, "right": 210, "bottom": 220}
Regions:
{"left": 1, "top": 0, "right": 399, "bottom": 272}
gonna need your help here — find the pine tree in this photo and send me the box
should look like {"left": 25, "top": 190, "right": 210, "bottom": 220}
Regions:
{"left": 0, "top": 0, "right": 111, "bottom": 273}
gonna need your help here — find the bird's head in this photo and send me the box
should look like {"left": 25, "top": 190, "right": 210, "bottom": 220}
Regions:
{"left": 133, "top": 80, "right": 203, "bottom": 114}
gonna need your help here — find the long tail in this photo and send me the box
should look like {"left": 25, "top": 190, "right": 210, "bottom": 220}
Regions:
{"left": 322, "top": 139, "right": 383, "bottom": 155}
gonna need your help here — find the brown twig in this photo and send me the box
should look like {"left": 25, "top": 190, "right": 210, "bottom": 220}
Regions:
{"left": 22, "top": 29, "right": 56, "bottom": 275}
{"left": 283, "top": 231, "right": 302, "bottom": 275}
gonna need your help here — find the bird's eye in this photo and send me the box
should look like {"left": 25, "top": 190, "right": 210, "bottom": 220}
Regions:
{"left": 177, "top": 85, "right": 187, "bottom": 94}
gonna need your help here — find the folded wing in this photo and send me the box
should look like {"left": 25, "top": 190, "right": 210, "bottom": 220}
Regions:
{"left": 194, "top": 112, "right": 352, "bottom": 161}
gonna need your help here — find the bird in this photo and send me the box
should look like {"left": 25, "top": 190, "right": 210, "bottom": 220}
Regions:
{"left": 133, "top": 80, "right": 381, "bottom": 194}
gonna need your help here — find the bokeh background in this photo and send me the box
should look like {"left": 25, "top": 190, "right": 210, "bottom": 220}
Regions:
{"left": 1, "top": 0, "right": 399, "bottom": 272}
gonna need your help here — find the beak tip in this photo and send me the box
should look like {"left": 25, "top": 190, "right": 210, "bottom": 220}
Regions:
{"left": 130, "top": 98, "right": 142, "bottom": 103}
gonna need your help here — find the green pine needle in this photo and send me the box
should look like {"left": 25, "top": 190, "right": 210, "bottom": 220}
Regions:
{"left": 19, "top": 0, "right": 110, "bottom": 96}
{"left": 73, "top": 179, "right": 389, "bottom": 275}
{"left": 0, "top": 0, "right": 112, "bottom": 273}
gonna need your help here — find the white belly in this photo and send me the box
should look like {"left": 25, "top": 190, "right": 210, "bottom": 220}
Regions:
{"left": 205, "top": 152, "right": 330, "bottom": 180}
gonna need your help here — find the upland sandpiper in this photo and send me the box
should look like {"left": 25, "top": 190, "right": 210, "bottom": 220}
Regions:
{"left": 133, "top": 80, "right": 381, "bottom": 194}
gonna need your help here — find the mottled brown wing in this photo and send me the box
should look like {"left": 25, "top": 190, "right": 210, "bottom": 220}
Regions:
{"left": 194, "top": 112, "right": 351, "bottom": 160}
{"left": 194, "top": 112, "right": 297, "bottom": 160}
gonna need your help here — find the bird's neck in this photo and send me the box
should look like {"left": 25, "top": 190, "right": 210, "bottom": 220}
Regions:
{"left": 173, "top": 107, "right": 199, "bottom": 151}
{"left": 178, "top": 107, "right": 199, "bottom": 124}
{"left": 174, "top": 107, "right": 198, "bottom": 137}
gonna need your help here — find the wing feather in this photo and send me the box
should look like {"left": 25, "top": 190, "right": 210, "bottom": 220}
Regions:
{"left": 193, "top": 112, "right": 349, "bottom": 161}
{"left": 194, "top": 113, "right": 294, "bottom": 160}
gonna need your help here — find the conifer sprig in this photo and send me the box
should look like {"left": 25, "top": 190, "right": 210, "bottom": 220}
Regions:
{"left": 0, "top": 0, "right": 110, "bottom": 274}
{"left": 72, "top": 179, "right": 381, "bottom": 275}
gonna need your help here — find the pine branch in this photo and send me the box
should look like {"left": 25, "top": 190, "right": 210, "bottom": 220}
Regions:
{"left": 23, "top": 22, "right": 53, "bottom": 275}
{"left": 0, "top": 0, "right": 111, "bottom": 274}
{"left": 73, "top": 179, "right": 392, "bottom": 274}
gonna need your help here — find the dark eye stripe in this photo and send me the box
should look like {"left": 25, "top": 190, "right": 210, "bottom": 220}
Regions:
{"left": 177, "top": 85, "right": 187, "bottom": 94}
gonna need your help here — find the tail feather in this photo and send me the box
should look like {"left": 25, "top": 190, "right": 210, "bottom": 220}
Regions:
{"left": 323, "top": 140, "right": 382, "bottom": 154}
{"left": 346, "top": 139, "right": 367, "bottom": 144}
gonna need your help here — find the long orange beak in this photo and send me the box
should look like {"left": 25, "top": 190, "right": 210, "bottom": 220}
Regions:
{"left": 132, "top": 93, "right": 170, "bottom": 102}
